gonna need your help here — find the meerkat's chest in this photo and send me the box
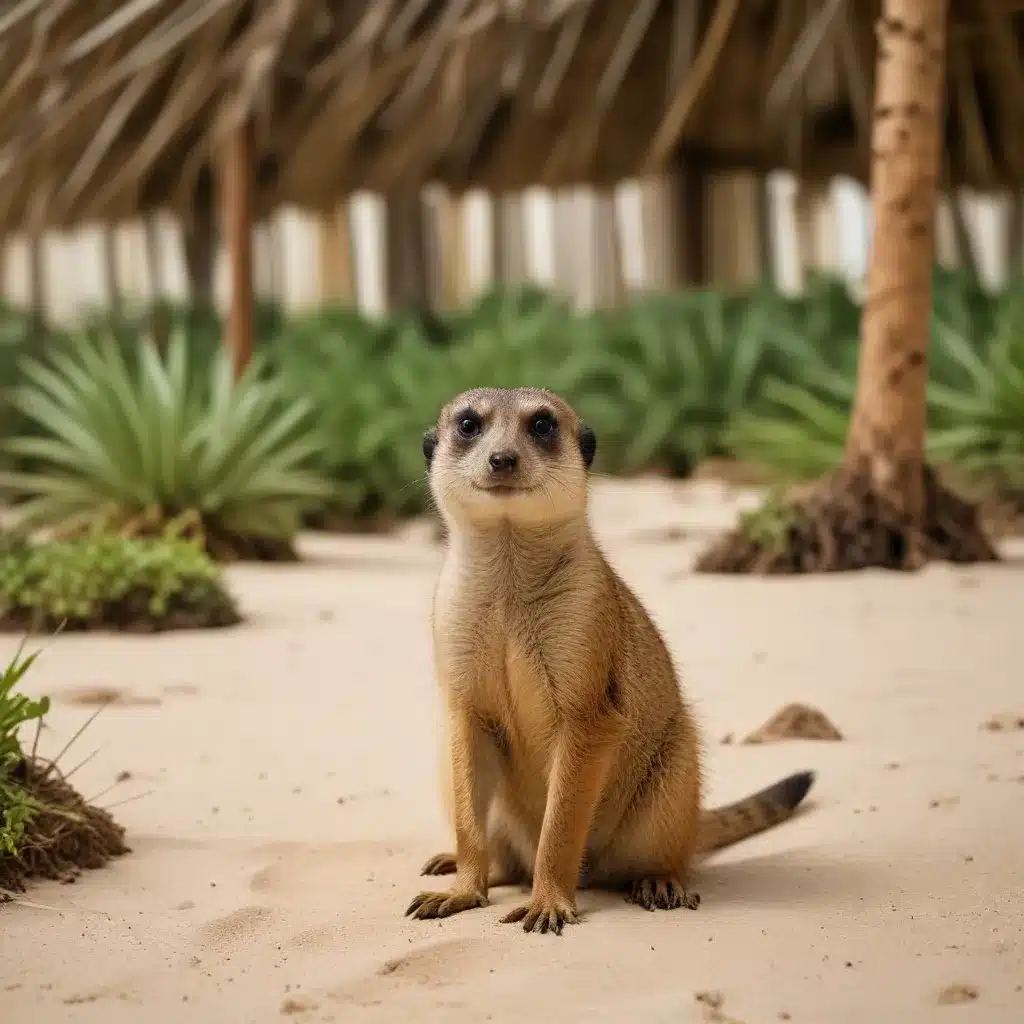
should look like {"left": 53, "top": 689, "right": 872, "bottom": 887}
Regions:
{"left": 434, "top": 568, "right": 563, "bottom": 744}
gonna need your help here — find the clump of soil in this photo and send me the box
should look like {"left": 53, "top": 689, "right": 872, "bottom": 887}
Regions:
{"left": 980, "top": 713, "right": 1024, "bottom": 732}
{"left": 696, "top": 465, "right": 998, "bottom": 574}
{"left": 936, "top": 983, "right": 979, "bottom": 1005}
{"left": 695, "top": 991, "right": 725, "bottom": 1009}
{"left": 280, "top": 996, "right": 319, "bottom": 1015}
{"left": 0, "top": 757, "right": 129, "bottom": 900}
{"left": 202, "top": 531, "right": 298, "bottom": 564}
{"left": 743, "top": 703, "right": 844, "bottom": 744}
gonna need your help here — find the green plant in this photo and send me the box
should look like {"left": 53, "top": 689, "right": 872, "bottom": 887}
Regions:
{"left": 273, "top": 289, "right": 586, "bottom": 524}
{"left": 737, "top": 487, "right": 799, "bottom": 553}
{"left": 724, "top": 271, "right": 1018, "bottom": 484}
{"left": 568, "top": 287, "right": 817, "bottom": 475}
{"left": 0, "top": 329, "right": 332, "bottom": 559}
{"left": 0, "top": 302, "right": 48, "bottom": 467}
{"left": 1, "top": 638, "right": 129, "bottom": 897}
{"left": 0, "top": 534, "right": 240, "bottom": 631}
{"left": 928, "top": 283, "right": 1024, "bottom": 496}
{"left": 0, "top": 638, "right": 49, "bottom": 855}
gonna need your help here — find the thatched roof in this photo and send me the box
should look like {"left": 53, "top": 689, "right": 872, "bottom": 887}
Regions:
{"left": 1, "top": 1, "right": 1023, "bottom": 233}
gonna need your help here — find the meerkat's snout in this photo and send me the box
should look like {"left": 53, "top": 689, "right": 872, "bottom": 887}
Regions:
{"left": 488, "top": 450, "right": 518, "bottom": 474}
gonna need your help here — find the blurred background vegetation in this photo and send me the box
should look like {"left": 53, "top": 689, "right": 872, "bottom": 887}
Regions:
{"left": 1, "top": 266, "right": 1022, "bottom": 565}
{"left": 0, "top": 0, "right": 1021, "bottom": 602}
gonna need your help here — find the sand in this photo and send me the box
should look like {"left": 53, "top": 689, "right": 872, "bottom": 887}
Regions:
{"left": 2, "top": 477, "right": 1022, "bottom": 1023}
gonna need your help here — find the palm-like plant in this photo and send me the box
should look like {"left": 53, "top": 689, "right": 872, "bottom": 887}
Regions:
{"left": 565, "top": 287, "right": 817, "bottom": 475}
{"left": 272, "top": 291, "right": 586, "bottom": 525}
{"left": 0, "top": 330, "right": 332, "bottom": 560}
{"left": 724, "top": 271, "right": 1024, "bottom": 493}
{"left": 927, "top": 285, "right": 1024, "bottom": 498}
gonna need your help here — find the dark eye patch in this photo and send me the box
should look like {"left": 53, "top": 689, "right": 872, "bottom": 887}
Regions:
{"left": 454, "top": 408, "right": 482, "bottom": 441}
{"left": 528, "top": 409, "right": 558, "bottom": 447}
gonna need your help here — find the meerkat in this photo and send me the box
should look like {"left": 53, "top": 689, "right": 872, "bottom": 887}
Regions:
{"left": 406, "top": 387, "right": 814, "bottom": 935}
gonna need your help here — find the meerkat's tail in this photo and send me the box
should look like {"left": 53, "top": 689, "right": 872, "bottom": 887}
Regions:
{"left": 696, "top": 770, "right": 815, "bottom": 855}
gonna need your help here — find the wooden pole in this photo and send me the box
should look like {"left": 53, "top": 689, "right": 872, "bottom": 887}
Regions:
{"left": 219, "top": 123, "right": 255, "bottom": 378}
{"left": 102, "top": 226, "right": 121, "bottom": 310}
{"left": 144, "top": 214, "right": 163, "bottom": 299}
{"left": 673, "top": 163, "right": 707, "bottom": 286}
{"left": 28, "top": 233, "right": 45, "bottom": 331}
{"left": 437, "top": 191, "right": 463, "bottom": 309}
{"left": 384, "top": 191, "right": 429, "bottom": 312}
{"left": 1007, "top": 192, "right": 1023, "bottom": 279}
{"left": 317, "top": 201, "right": 354, "bottom": 303}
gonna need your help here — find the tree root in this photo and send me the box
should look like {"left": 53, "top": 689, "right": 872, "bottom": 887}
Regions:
{"left": 695, "top": 464, "right": 1000, "bottom": 574}
{"left": 1, "top": 758, "right": 129, "bottom": 901}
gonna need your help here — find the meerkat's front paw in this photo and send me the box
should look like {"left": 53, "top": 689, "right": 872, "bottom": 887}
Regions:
{"left": 627, "top": 877, "right": 700, "bottom": 911}
{"left": 500, "top": 891, "right": 579, "bottom": 935}
{"left": 420, "top": 852, "right": 457, "bottom": 876}
{"left": 405, "top": 888, "right": 488, "bottom": 920}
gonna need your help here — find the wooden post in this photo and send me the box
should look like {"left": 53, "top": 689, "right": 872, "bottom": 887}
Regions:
{"left": 317, "top": 201, "right": 354, "bottom": 303}
{"left": 384, "top": 191, "right": 429, "bottom": 312}
{"left": 756, "top": 174, "right": 775, "bottom": 284}
{"left": 593, "top": 188, "right": 625, "bottom": 308}
{"left": 673, "top": 163, "right": 707, "bottom": 286}
{"left": 28, "top": 232, "right": 45, "bottom": 332}
{"left": 437, "top": 191, "right": 464, "bottom": 309}
{"left": 144, "top": 214, "right": 164, "bottom": 299}
{"left": 184, "top": 167, "right": 217, "bottom": 307}
{"left": 102, "top": 226, "right": 122, "bottom": 310}
{"left": 219, "top": 123, "right": 255, "bottom": 378}
{"left": 1006, "top": 192, "right": 1023, "bottom": 278}
{"left": 492, "top": 193, "right": 528, "bottom": 287}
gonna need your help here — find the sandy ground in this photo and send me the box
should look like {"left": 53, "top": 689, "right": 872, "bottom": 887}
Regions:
{"left": 2, "top": 477, "right": 1022, "bottom": 1024}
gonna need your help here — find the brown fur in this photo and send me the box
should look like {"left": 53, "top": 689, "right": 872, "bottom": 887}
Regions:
{"left": 406, "top": 388, "right": 815, "bottom": 933}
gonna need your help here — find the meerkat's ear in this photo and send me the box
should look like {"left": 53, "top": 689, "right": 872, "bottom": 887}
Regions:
{"left": 579, "top": 424, "right": 596, "bottom": 469}
{"left": 422, "top": 428, "right": 438, "bottom": 466}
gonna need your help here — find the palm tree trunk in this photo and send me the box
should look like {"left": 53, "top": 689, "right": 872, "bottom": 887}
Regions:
{"left": 842, "top": 0, "right": 948, "bottom": 524}
{"left": 697, "top": 0, "right": 996, "bottom": 574}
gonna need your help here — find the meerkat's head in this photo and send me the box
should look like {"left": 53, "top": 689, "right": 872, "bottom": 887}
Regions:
{"left": 423, "top": 387, "right": 596, "bottom": 528}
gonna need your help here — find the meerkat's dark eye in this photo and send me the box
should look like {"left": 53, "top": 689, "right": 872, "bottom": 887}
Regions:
{"left": 530, "top": 412, "right": 557, "bottom": 440}
{"left": 456, "top": 413, "right": 481, "bottom": 440}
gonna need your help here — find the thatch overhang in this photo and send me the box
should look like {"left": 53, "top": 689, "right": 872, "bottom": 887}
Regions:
{"left": 0, "top": 0, "right": 1022, "bottom": 235}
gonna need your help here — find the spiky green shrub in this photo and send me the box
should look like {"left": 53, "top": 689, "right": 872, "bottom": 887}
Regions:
{"left": 1, "top": 638, "right": 129, "bottom": 898}
{"left": 724, "top": 270, "right": 1019, "bottom": 484}
{"left": 0, "top": 534, "right": 239, "bottom": 632}
{"left": 72, "top": 297, "right": 283, "bottom": 365}
{"left": 0, "top": 330, "right": 332, "bottom": 559}
{"left": 0, "top": 639, "right": 49, "bottom": 856}
{"left": 565, "top": 286, "right": 819, "bottom": 475}
{"left": 928, "top": 283, "right": 1024, "bottom": 497}
{"left": 271, "top": 288, "right": 587, "bottom": 524}
{"left": 0, "top": 303, "right": 49, "bottom": 468}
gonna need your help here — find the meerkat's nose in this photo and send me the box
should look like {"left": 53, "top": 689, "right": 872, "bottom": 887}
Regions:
{"left": 488, "top": 451, "right": 518, "bottom": 473}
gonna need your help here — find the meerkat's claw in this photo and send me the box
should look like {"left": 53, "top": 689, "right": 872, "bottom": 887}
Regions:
{"left": 500, "top": 894, "right": 579, "bottom": 935}
{"left": 420, "top": 852, "right": 457, "bottom": 876}
{"left": 627, "top": 877, "right": 700, "bottom": 912}
{"left": 405, "top": 889, "right": 489, "bottom": 920}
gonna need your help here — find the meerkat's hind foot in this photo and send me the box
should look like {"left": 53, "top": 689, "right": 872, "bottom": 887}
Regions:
{"left": 627, "top": 877, "right": 700, "bottom": 912}
{"left": 420, "top": 852, "right": 457, "bottom": 876}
